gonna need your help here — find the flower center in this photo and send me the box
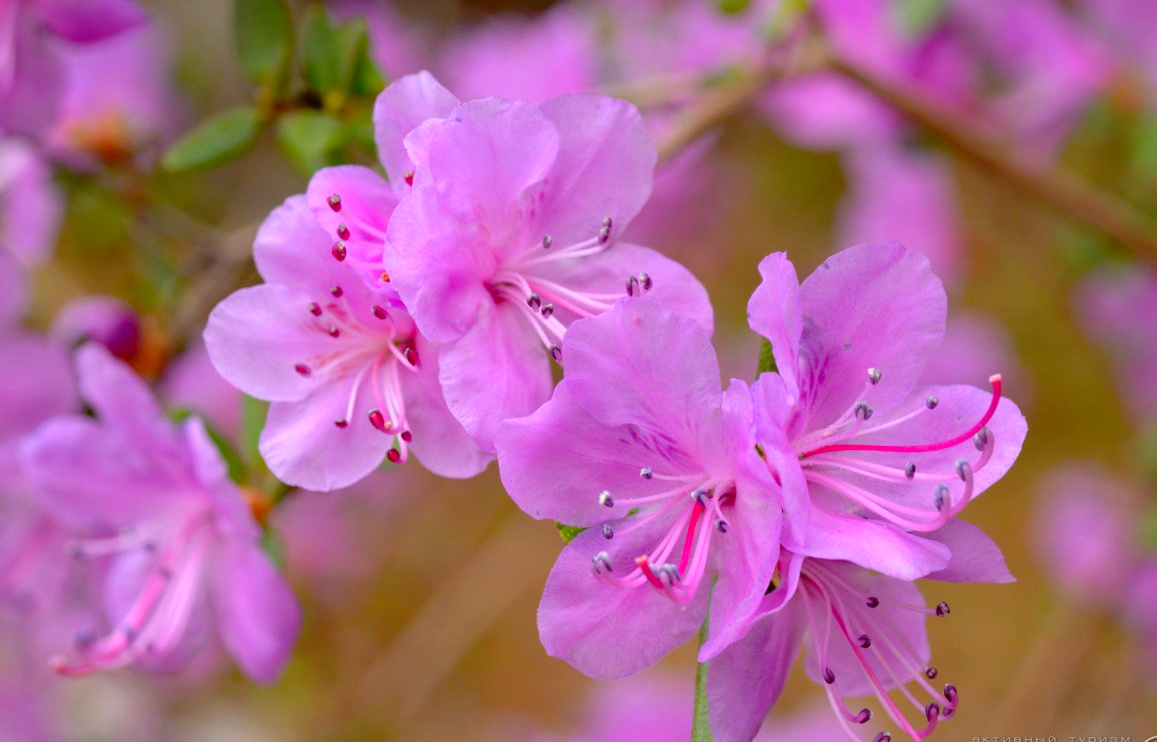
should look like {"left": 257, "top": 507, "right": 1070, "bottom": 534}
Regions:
{"left": 801, "top": 559, "right": 957, "bottom": 742}
{"left": 589, "top": 465, "right": 734, "bottom": 605}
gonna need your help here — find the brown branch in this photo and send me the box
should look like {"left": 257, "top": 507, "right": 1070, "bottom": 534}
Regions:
{"left": 831, "top": 55, "right": 1157, "bottom": 268}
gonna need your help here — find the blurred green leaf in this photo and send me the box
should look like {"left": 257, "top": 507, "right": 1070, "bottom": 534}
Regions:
{"left": 168, "top": 407, "right": 248, "bottom": 485}
{"left": 276, "top": 109, "right": 348, "bottom": 175}
{"left": 691, "top": 587, "right": 715, "bottom": 742}
{"left": 555, "top": 523, "right": 586, "bottom": 543}
{"left": 1129, "top": 115, "right": 1157, "bottom": 187}
{"left": 262, "top": 527, "right": 287, "bottom": 570}
{"left": 716, "top": 0, "right": 750, "bottom": 14}
{"left": 234, "top": 0, "right": 294, "bottom": 90}
{"left": 350, "top": 35, "right": 386, "bottom": 98}
{"left": 161, "top": 107, "right": 263, "bottom": 172}
{"left": 757, "top": 339, "right": 777, "bottom": 375}
{"left": 893, "top": 0, "right": 948, "bottom": 38}
{"left": 241, "top": 394, "right": 270, "bottom": 474}
{"left": 301, "top": 7, "right": 369, "bottom": 99}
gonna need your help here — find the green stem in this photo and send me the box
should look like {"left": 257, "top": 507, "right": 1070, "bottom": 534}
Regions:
{"left": 691, "top": 609, "right": 715, "bottom": 741}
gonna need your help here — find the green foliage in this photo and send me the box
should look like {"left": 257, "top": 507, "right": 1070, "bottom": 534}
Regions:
{"left": 757, "top": 338, "right": 777, "bottom": 375}
{"left": 301, "top": 7, "right": 371, "bottom": 102}
{"left": 893, "top": 0, "right": 949, "bottom": 38}
{"left": 716, "top": 0, "right": 750, "bottom": 14}
{"left": 241, "top": 394, "right": 270, "bottom": 474}
{"left": 261, "top": 527, "right": 287, "bottom": 570}
{"left": 234, "top": 0, "right": 294, "bottom": 91}
{"left": 161, "top": 106, "right": 263, "bottom": 172}
{"left": 276, "top": 109, "right": 348, "bottom": 175}
{"left": 691, "top": 594, "right": 714, "bottom": 741}
{"left": 555, "top": 523, "right": 587, "bottom": 543}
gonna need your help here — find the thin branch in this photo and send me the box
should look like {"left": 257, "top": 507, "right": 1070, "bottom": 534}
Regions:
{"left": 831, "top": 54, "right": 1157, "bottom": 268}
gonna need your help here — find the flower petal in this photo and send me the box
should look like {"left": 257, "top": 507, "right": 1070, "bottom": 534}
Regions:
{"left": 213, "top": 538, "right": 301, "bottom": 684}
{"left": 37, "top": 0, "right": 146, "bottom": 43}
{"left": 797, "top": 503, "right": 951, "bottom": 580}
{"left": 437, "top": 301, "right": 553, "bottom": 452}
{"left": 747, "top": 252, "right": 803, "bottom": 400}
{"left": 796, "top": 243, "right": 947, "bottom": 432}
{"left": 533, "top": 94, "right": 655, "bottom": 246}
{"left": 706, "top": 599, "right": 806, "bottom": 742}
{"left": 538, "top": 518, "right": 708, "bottom": 680}
{"left": 925, "top": 519, "right": 1014, "bottom": 584}
{"left": 373, "top": 71, "right": 459, "bottom": 186}
{"left": 563, "top": 299, "right": 722, "bottom": 458}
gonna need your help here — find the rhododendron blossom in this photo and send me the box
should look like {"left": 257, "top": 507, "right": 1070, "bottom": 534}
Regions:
{"left": 747, "top": 244, "right": 1026, "bottom": 583}
{"left": 21, "top": 345, "right": 300, "bottom": 682}
{"left": 206, "top": 195, "right": 488, "bottom": 491}
{"left": 384, "top": 74, "right": 712, "bottom": 451}
{"left": 497, "top": 299, "right": 780, "bottom": 679}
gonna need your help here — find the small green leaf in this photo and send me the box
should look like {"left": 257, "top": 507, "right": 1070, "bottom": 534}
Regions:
{"left": 716, "top": 0, "right": 750, "bottom": 14}
{"left": 555, "top": 523, "right": 586, "bottom": 543}
{"left": 276, "top": 109, "right": 348, "bottom": 175}
{"left": 241, "top": 394, "right": 270, "bottom": 473}
{"left": 161, "top": 107, "right": 263, "bottom": 172}
{"left": 261, "top": 527, "right": 287, "bottom": 570}
{"left": 892, "top": 0, "right": 949, "bottom": 38}
{"left": 1129, "top": 115, "right": 1157, "bottom": 186}
{"left": 350, "top": 38, "right": 386, "bottom": 98}
{"left": 301, "top": 8, "right": 368, "bottom": 99}
{"left": 167, "top": 407, "right": 248, "bottom": 485}
{"left": 757, "top": 339, "right": 777, "bottom": 375}
{"left": 234, "top": 0, "right": 294, "bottom": 89}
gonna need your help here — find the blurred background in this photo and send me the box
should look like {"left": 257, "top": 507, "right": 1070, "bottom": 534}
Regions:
{"left": 3, "top": 0, "right": 1157, "bottom": 739}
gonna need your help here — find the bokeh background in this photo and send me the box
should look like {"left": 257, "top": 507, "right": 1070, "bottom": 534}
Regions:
{"left": 6, "top": 0, "right": 1157, "bottom": 739}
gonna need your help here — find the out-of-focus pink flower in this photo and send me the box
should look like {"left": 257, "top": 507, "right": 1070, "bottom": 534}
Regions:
{"left": 22, "top": 345, "right": 301, "bottom": 683}
{"left": 51, "top": 296, "right": 142, "bottom": 364}
{"left": 1076, "top": 268, "right": 1157, "bottom": 427}
{"left": 920, "top": 314, "right": 1028, "bottom": 402}
{"left": 160, "top": 340, "right": 241, "bottom": 442}
{"left": 835, "top": 145, "right": 963, "bottom": 285}
{"left": 0, "top": 139, "right": 63, "bottom": 267}
{"left": 47, "top": 21, "right": 179, "bottom": 168}
{"left": 438, "top": 5, "right": 597, "bottom": 104}
{"left": 327, "top": 0, "right": 426, "bottom": 81}
{"left": 497, "top": 299, "right": 782, "bottom": 679}
{"left": 1120, "top": 560, "right": 1157, "bottom": 670}
{"left": 1032, "top": 464, "right": 1134, "bottom": 606}
{"left": 0, "top": 0, "right": 146, "bottom": 136}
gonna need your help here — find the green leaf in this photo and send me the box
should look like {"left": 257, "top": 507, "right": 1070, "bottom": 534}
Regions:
{"left": 892, "top": 0, "right": 948, "bottom": 38}
{"left": 234, "top": 0, "right": 294, "bottom": 89}
{"left": 350, "top": 36, "right": 386, "bottom": 97}
{"left": 241, "top": 394, "right": 270, "bottom": 473}
{"left": 555, "top": 522, "right": 587, "bottom": 544}
{"left": 301, "top": 7, "right": 368, "bottom": 99}
{"left": 757, "top": 339, "right": 777, "bottom": 375}
{"left": 276, "top": 109, "right": 348, "bottom": 175}
{"left": 167, "top": 407, "right": 248, "bottom": 485}
{"left": 716, "top": 0, "right": 750, "bottom": 14}
{"left": 161, "top": 107, "right": 263, "bottom": 172}
{"left": 1129, "top": 115, "right": 1157, "bottom": 186}
{"left": 261, "top": 527, "right": 287, "bottom": 571}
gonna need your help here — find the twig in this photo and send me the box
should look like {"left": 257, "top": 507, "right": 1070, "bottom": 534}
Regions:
{"left": 831, "top": 54, "right": 1157, "bottom": 268}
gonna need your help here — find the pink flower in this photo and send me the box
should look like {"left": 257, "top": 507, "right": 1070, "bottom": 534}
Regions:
{"left": 437, "top": 4, "right": 597, "bottom": 104}
{"left": 1032, "top": 464, "right": 1135, "bottom": 606}
{"left": 0, "top": 0, "right": 146, "bottom": 135}
{"left": 1076, "top": 267, "right": 1157, "bottom": 427}
{"left": 205, "top": 192, "right": 489, "bottom": 491}
{"left": 384, "top": 75, "right": 712, "bottom": 450}
{"left": 46, "top": 20, "right": 179, "bottom": 168}
{"left": 496, "top": 299, "right": 781, "bottom": 679}
{"left": 0, "top": 138, "right": 63, "bottom": 267}
{"left": 747, "top": 244, "right": 1026, "bottom": 583}
{"left": 51, "top": 296, "right": 142, "bottom": 365}
{"left": 21, "top": 345, "right": 300, "bottom": 683}
{"left": 160, "top": 340, "right": 241, "bottom": 442}
{"left": 707, "top": 538, "right": 1013, "bottom": 742}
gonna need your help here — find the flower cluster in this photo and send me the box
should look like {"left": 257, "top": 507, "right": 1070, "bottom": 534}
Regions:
{"left": 497, "top": 244, "right": 1026, "bottom": 741}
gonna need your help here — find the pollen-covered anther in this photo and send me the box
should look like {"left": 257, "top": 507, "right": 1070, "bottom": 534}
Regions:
{"left": 872, "top": 733, "right": 892, "bottom": 742}
{"left": 714, "top": 518, "right": 729, "bottom": 533}
{"left": 549, "top": 344, "right": 563, "bottom": 363}
{"left": 329, "top": 285, "right": 343, "bottom": 298}
{"left": 386, "top": 448, "right": 401, "bottom": 464}
{"left": 598, "top": 490, "right": 614, "bottom": 508}
{"left": 326, "top": 193, "right": 342, "bottom": 212}
{"left": 402, "top": 345, "right": 420, "bottom": 367}
{"left": 591, "top": 551, "right": 612, "bottom": 574}
{"left": 973, "top": 427, "right": 990, "bottom": 451}
{"left": 925, "top": 394, "right": 940, "bottom": 410}
{"left": 853, "top": 708, "right": 872, "bottom": 724}
{"left": 857, "top": 633, "right": 872, "bottom": 648}
{"left": 690, "top": 487, "right": 712, "bottom": 506}
{"left": 854, "top": 402, "right": 873, "bottom": 421}
{"left": 371, "top": 305, "right": 388, "bottom": 320}
{"left": 925, "top": 667, "right": 938, "bottom": 679}
{"left": 639, "top": 466, "right": 653, "bottom": 480}
{"left": 933, "top": 484, "right": 949, "bottom": 511}
{"left": 541, "top": 234, "right": 553, "bottom": 249}
{"left": 638, "top": 272, "right": 653, "bottom": 292}
{"left": 326, "top": 326, "right": 340, "bottom": 338}
{"left": 336, "top": 224, "right": 351, "bottom": 240}
{"left": 935, "top": 601, "right": 951, "bottom": 617}
{"left": 904, "top": 461, "right": 916, "bottom": 479}
{"left": 294, "top": 363, "right": 311, "bottom": 376}
{"left": 307, "top": 302, "right": 322, "bottom": 316}
{"left": 867, "top": 367, "right": 882, "bottom": 385}
{"left": 823, "top": 667, "right": 836, "bottom": 684}
{"left": 331, "top": 242, "right": 347, "bottom": 261}
{"left": 601, "top": 523, "right": 614, "bottom": 539}
{"left": 598, "top": 217, "right": 612, "bottom": 243}
{"left": 334, "top": 419, "right": 348, "bottom": 428}
{"left": 400, "top": 430, "right": 413, "bottom": 442}
{"left": 626, "top": 274, "right": 641, "bottom": 297}
{"left": 403, "top": 170, "right": 414, "bottom": 186}
{"left": 955, "top": 459, "right": 971, "bottom": 481}
{"left": 540, "top": 303, "right": 554, "bottom": 318}
{"left": 527, "top": 293, "right": 542, "bottom": 310}
{"left": 866, "top": 595, "right": 880, "bottom": 608}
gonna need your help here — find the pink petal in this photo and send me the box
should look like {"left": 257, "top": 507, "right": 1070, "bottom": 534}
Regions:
{"left": 372, "top": 71, "right": 459, "bottom": 186}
